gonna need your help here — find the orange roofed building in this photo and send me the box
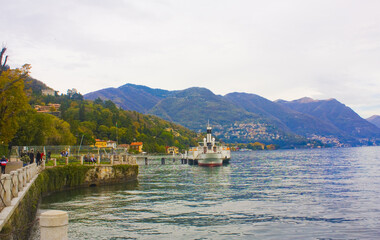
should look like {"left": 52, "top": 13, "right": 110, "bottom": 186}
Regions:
{"left": 130, "top": 142, "right": 143, "bottom": 153}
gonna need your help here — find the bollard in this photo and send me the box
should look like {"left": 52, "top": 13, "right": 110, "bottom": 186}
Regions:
{"left": 53, "top": 158, "right": 57, "bottom": 167}
{"left": 65, "top": 157, "right": 69, "bottom": 165}
{"left": 110, "top": 155, "right": 114, "bottom": 165}
{"left": 145, "top": 157, "right": 148, "bottom": 165}
{"left": 80, "top": 155, "right": 84, "bottom": 165}
{"left": 120, "top": 155, "right": 124, "bottom": 164}
{"left": 97, "top": 155, "right": 101, "bottom": 165}
{"left": 40, "top": 210, "right": 69, "bottom": 240}
{"left": 41, "top": 160, "right": 46, "bottom": 170}
{"left": 161, "top": 158, "right": 165, "bottom": 165}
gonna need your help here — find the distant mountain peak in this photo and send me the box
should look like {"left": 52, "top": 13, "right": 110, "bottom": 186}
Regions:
{"left": 367, "top": 115, "right": 380, "bottom": 129}
{"left": 367, "top": 115, "right": 380, "bottom": 121}
{"left": 294, "top": 97, "right": 316, "bottom": 103}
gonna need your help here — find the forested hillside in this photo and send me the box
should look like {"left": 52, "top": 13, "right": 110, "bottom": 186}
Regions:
{"left": 0, "top": 48, "right": 198, "bottom": 154}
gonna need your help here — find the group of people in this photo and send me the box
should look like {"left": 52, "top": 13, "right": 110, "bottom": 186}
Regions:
{"left": 84, "top": 155, "right": 97, "bottom": 164}
{"left": 60, "top": 150, "right": 69, "bottom": 157}
{"left": 21, "top": 150, "right": 50, "bottom": 166}
{"left": 1, "top": 149, "right": 54, "bottom": 174}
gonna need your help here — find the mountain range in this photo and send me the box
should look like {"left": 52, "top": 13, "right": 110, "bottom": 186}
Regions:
{"left": 84, "top": 83, "right": 380, "bottom": 147}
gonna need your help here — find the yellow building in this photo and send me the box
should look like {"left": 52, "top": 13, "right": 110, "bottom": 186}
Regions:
{"left": 130, "top": 142, "right": 143, "bottom": 153}
{"left": 166, "top": 146, "right": 179, "bottom": 154}
{"left": 94, "top": 139, "right": 107, "bottom": 148}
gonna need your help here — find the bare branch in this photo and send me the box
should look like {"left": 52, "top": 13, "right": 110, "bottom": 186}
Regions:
{"left": 0, "top": 47, "right": 8, "bottom": 76}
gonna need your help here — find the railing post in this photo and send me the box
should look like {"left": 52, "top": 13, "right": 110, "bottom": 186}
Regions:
{"left": 120, "top": 155, "right": 124, "bottom": 164}
{"left": 17, "top": 168, "right": 24, "bottom": 191}
{"left": 0, "top": 175, "right": 7, "bottom": 207}
{"left": 31, "top": 163, "right": 37, "bottom": 177}
{"left": 3, "top": 174, "right": 12, "bottom": 206}
{"left": 10, "top": 171, "right": 18, "bottom": 198}
{"left": 25, "top": 165, "right": 30, "bottom": 182}
{"left": 40, "top": 210, "right": 69, "bottom": 240}
{"left": 22, "top": 167, "right": 27, "bottom": 186}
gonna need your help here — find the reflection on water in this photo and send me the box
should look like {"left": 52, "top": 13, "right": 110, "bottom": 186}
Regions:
{"left": 33, "top": 147, "right": 380, "bottom": 239}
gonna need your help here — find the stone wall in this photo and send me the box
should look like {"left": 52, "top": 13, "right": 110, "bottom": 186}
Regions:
{"left": 0, "top": 164, "right": 138, "bottom": 239}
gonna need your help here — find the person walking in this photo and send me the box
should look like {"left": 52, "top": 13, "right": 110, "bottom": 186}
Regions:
{"left": 29, "top": 150, "right": 34, "bottom": 164}
{"left": 0, "top": 156, "right": 8, "bottom": 174}
{"left": 36, "top": 151, "right": 41, "bottom": 166}
{"left": 47, "top": 151, "right": 51, "bottom": 163}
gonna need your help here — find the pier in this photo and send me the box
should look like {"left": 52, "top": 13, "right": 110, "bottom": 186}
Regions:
{"left": 135, "top": 154, "right": 230, "bottom": 166}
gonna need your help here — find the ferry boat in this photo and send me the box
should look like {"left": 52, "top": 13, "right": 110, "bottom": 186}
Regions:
{"left": 186, "top": 124, "right": 230, "bottom": 166}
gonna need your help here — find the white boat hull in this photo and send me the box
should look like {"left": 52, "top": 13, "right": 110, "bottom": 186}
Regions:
{"left": 198, "top": 152, "right": 223, "bottom": 166}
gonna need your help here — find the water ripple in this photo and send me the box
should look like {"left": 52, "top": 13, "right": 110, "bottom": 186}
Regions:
{"left": 34, "top": 147, "right": 380, "bottom": 239}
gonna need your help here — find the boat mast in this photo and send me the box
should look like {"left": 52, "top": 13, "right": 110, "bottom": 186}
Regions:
{"left": 206, "top": 121, "right": 213, "bottom": 150}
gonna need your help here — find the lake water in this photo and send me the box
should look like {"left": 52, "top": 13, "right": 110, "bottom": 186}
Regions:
{"left": 33, "top": 147, "right": 380, "bottom": 239}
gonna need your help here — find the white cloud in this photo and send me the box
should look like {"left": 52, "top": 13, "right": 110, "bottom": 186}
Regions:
{"left": 2, "top": 0, "right": 380, "bottom": 117}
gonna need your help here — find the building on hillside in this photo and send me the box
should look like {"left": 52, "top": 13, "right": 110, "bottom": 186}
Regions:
{"left": 42, "top": 89, "right": 58, "bottom": 96}
{"left": 34, "top": 103, "right": 61, "bottom": 117}
{"left": 107, "top": 140, "right": 117, "bottom": 149}
{"left": 94, "top": 139, "right": 107, "bottom": 148}
{"left": 35, "top": 103, "right": 61, "bottom": 112}
{"left": 118, "top": 144, "right": 130, "bottom": 151}
{"left": 166, "top": 146, "right": 179, "bottom": 154}
{"left": 130, "top": 142, "right": 143, "bottom": 153}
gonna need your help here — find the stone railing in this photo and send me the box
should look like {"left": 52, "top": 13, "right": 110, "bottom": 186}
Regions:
{"left": 48, "top": 154, "right": 136, "bottom": 166}
{"left": 0, "top": 163, "right": 41, "bottom": 210}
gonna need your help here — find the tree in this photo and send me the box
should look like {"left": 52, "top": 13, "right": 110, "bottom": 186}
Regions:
{"left": 11, "top": 110, "right": 76, "bottom": 146}
{"left": 0, "top": 58, "right": 30, "bottom": 145}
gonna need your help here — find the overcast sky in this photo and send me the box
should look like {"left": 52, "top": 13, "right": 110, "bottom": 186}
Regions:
{"left": 2, "top": 0, "right": 380, "bottom": 118}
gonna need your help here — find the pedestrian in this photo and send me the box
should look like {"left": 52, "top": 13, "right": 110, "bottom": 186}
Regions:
{"left": 29, "top": 150, "right": 34, "bottom": 164}
{"left": 0, "top": 156, "right": 8, "bottom": 174}
{"left": 36, "top": 151, "right": 41, "bottom": 166}
{"left": 47, "top": 151, "right": 51, "bottom": 163}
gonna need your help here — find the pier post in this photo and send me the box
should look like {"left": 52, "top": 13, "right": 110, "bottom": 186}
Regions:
{"left": 40, "top": 210, "right": 69, "bottom": 240}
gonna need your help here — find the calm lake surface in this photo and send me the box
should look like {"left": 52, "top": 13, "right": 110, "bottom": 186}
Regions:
{"left": 34, "top": 147, "right": 380, "bottom": 239}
